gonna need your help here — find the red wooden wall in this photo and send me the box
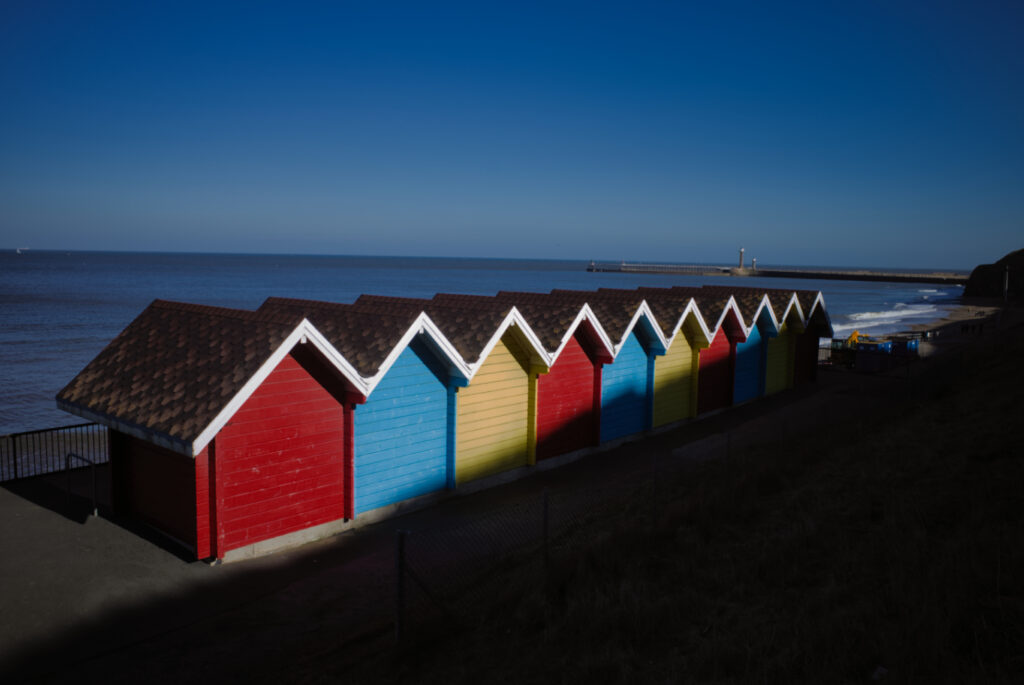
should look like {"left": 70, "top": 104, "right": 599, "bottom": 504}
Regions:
{"left": 206, "top": 354, "right": 347, "bottom": 558}
{"left": 536, "top": 334, "right": 600, "bottom": 460}
{"left": 697, "top": 329, "right": 734, "bottom": 414}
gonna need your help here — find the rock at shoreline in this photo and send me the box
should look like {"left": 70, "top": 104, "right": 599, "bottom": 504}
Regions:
{"left": 964, "top": 249, "right": 1024, "bottom": 300}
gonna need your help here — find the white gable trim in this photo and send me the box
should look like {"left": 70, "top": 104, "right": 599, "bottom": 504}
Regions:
{"left": 547, "top": 303, "right": 615, "bottom": 365}
{"left": 662, "top": 298, "right": 713, "bottom": 350}
{"left": 610, "top": 301, "right": 668, "bottom": 359}
{"left": 190, "top": 319, "right": 365, "bottom": 456}
{"left": 466, "top": 307, "right": 550, "bottom": 378}
{"left": 362, "top": 311, "right": 473, "bottom": 395}
{"left": 704, "top": 296, "right": 747, "bottom": 342}
{"left": 805, "top": 292, "right": 834, "bottom": 337}
{"left": 772, "top": 293, "right": 805, "bottom": 331}
{"left": 748, "top": 295, "right": 781, "bottom": 339}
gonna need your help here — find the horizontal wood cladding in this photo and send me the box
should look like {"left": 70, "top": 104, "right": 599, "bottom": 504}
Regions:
{"left": 697, "top": 329, "right": 733, "bottom": 414}
{"left": 537, "top": 334, "right": 598, "bottom": 460}
{"left": 354, "top": 341, "right": 448, "bottom": 514}
{"left": 733, "top": 326, "right": 765, "bottom": 404}
{"left": 601, "top": 331, "right": 649, "bottom": 442}
{"left": 456, "top": 335, "right": 530, "bottom": 484}
{"left": 653, "top": 333, "right": 695, "bottom": 427}
{"left": 766, "top": 323, "right": 797, "bottom": 394}
{"left": 215, "top": 354, "right": 345, "bottom": 553}
{"left": 116, "top": 431, "right": 198, "bottom": 550}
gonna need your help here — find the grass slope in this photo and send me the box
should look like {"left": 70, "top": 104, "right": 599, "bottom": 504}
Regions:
{"left": 338, "top": 319, "right": 1024, "bottom": 684}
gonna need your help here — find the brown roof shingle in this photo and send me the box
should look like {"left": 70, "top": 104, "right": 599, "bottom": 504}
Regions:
{"left": 56, "top": 300, "right": 301, "bottom": 450}
{"left": 259, "top": 297, "right": 423, "bottom": 377}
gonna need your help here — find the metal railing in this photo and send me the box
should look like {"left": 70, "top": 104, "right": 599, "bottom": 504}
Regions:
{"left": 1, "top": 423, "right": 108, "bottom": 483}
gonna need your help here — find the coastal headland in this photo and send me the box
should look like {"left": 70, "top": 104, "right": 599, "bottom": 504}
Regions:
{"left": 587, "top": 260, "right": 968, "bottom": 285}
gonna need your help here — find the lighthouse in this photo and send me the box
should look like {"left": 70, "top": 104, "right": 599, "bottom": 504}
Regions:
{"left": 739, "top": 247, "right": 745, "bottom": 269}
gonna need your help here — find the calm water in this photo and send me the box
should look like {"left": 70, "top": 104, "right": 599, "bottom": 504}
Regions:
{"left": 0, "top": 250, "right": 964, "bottom": 434}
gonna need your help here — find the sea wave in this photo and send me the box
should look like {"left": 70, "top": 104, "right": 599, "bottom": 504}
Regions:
{"left": 832, "top": 303, "right": 943, "bottom": 336}
{"left": 847, "top": 304, "right": 937, "bottom": 322}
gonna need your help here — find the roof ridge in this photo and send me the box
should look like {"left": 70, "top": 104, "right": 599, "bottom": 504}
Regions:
{"left": 151, "top": 299, "right": 298, "bottom": 326}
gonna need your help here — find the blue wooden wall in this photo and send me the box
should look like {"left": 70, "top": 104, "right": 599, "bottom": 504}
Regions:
{"left": 733, "top": 325, "right": 764, "bottom": 404}
{"left": 353, "top": 338, "right": 450, "bottom": 514}
{"left": 600, "top": 331, "right": 650, "bottom": 442}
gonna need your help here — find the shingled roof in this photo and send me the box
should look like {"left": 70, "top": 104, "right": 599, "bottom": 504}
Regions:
{"left": 353, "top": 293, "right": 546, "bottom": 369}
{"left": 760, "top": 288, "right": 807, "bottom": 331}
{"left": 697, "top": 286, "right": 776, "bottom": 335}
{"left": 56, "top": 300, "right": 360, "bottom": 455}
{"left": 493, "top": 291, "right": 614, "bottom": 362}
{"left": 259, "top": 297, "right": 469, "bottom": 385}
{"left": 548, "top": 288, "right": 666, "bottom": 355}
{"left": 57, "top": 286, "right": 832, "bottom": 455}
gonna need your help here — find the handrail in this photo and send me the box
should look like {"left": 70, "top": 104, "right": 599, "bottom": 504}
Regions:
{"left": 66, "top": 452, "right": 99, "bottom": 517}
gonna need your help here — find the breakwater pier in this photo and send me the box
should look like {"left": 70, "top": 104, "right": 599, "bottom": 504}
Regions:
{"left": 586, "top": 261, "right": 968, "bottom": 286}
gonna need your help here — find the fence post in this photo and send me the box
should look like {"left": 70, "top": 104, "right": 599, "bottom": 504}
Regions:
{"left": 10, "top": 436, "right": 17, "bottom": 481}
{"left": 395, "top": 530, "right": 407, "bottom": 642}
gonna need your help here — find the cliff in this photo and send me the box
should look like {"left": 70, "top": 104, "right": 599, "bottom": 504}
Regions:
{"left": 964, "top": 248, "right": 1024, "bottom": 300}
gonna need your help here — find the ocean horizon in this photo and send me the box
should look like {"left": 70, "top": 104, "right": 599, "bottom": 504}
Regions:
{"left": 0, "top": 249, "right": 964, "bottom": 434}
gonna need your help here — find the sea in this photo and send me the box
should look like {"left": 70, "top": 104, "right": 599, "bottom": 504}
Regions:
{"left": 0, "top": 250, "right": 966, "bottom": 435}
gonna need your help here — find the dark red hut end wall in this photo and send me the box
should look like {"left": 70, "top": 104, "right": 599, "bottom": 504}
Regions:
{"left": 110, "top": 431, "right": 198, "bottom": 550}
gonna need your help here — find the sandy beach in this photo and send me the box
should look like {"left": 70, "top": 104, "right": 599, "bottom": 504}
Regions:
{"left": 908, "top": 298, "right": 1017, "bottom": 358}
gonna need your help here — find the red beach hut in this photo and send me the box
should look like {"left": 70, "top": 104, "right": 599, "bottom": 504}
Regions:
{"left": 56, "top": 300, "right": 366, "bottom": 561}
{"left": 690, "top": 290, "right": 747, "bottom": 414}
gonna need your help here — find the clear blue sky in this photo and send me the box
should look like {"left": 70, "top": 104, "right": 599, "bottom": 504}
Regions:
{"left": 2, "top": 1, "right": 1022, "bottom": 269}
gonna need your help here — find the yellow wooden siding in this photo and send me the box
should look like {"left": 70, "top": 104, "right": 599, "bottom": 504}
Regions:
{"left": 455, "top": 336, "right": 531, "bottom": 484}
{"left": 652, "top": 334, "right": 694, "bottom": 426}
{"left": 765, "top": 322, "right": 796, "bottom": 394}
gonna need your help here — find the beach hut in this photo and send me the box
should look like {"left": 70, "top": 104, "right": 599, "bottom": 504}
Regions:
{"left": 765, "top": 291, "right": 806, "bottom": 394}
{"left": 793, "top": 290, "right": 833, "bottom": 385}
{"left": 258, "top": 298, "right": 470, "bottom": 515}
{"left": 618, "top": 287, "right": 711, "bottom": 427}
{"left": 355, "top": 294, "right": 549, "bottom": 485}
{"left": 552, "top": 290, "right": 667, "bottom": 442}
{"left": 56, "top": 300, "right": 366, "bottom": 561}
{"left": 689, "top": 290, "right": 748, "bottom": 414}
{"left": 494, "top": 292, "right": 614, "bottom": 460}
